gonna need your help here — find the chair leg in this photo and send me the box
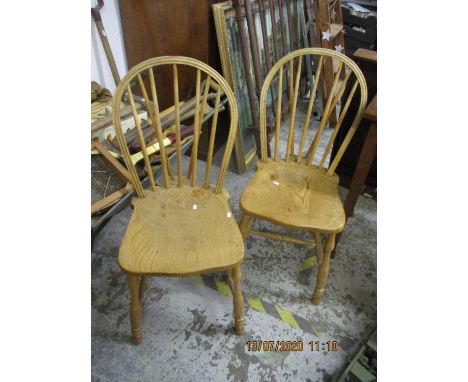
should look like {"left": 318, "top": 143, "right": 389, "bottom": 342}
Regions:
{"left": 139, "top": 276, "right": 148, "bottom": 303}
{"left": 314, "top": 232, "right": 324, "bottom": 267}
{"left": 232, "top": 264, "right": 245, "bottom": 335}
{"left": 239, "top": 214, "right": 254, "bottom": 241}
{"left": 226, "top": 269, "right": 234, "bottom": 294}
{"left": 128, "top": 275, "right": 142, "bottom": 344}
{"left": 311, "top": 233, "right": 336, "bottom": 305}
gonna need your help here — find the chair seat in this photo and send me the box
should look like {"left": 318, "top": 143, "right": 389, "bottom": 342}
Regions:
{"left": 119, "top": 184, "right": 244, "bottom": 275}
{"left": 240, "top": 159, "right": 346, "bottom": 233}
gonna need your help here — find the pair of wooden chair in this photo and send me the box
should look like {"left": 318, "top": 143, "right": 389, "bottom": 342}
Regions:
{"left": 111, "top": 49, "right": 367, "bottom": 343}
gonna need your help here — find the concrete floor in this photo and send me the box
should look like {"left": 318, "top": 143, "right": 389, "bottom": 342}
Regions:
{"left": 91, "top": 110, "right": 377, "bottom": 381}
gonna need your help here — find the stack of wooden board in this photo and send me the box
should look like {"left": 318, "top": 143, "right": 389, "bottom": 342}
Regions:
{"left": 342, "top": 1, "right": 377, "bottom": 55}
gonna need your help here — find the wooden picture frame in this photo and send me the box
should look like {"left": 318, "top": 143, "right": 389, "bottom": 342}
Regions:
{"left": 214, "top": 2, "right": 257, "bottom": 173}
{"left": 213, "top": 1, "right": 306, "bottom": 173}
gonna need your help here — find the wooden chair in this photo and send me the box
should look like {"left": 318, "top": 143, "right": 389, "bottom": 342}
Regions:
{"left": 112, "top": 56, "right": 244, "bottom": 344}
{"left": 239, "top": 48, "right": 367, "bottom": 305}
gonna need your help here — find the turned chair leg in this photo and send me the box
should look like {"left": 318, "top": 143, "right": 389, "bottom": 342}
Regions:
{"left": 232, "top": 264, "right": 245, "bottom": 335}
{"left": 311, "top": 233, "right": 336, "bottom": 305}
{"left": 139, "top": 276, "right": 148, "bottom": 302}
{"left": 314, "top": 232, "right": 324, "bottom": 267}
{"left": 128, "top": 275, "right": 142, "bottom": 344}
{"left": 239, "top": 214, "right": 254, "bottom": 241}
{"left": 226, "top": 269, "right": 234, "bottom": 293}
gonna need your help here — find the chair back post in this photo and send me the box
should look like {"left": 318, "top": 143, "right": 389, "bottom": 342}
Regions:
{"left": 112, "top": 56, "right": 238, "bottom": 196}
{"left": 259, "top": 48, "right": 368, "bottom": 173}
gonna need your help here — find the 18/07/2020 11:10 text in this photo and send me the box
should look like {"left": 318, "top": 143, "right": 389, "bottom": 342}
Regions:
{"left": 245, "top": 340, "right": 339, "bottom": 352}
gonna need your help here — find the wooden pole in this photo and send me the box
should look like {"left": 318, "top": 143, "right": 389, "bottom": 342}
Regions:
{"left": 91, "top": 0, "right": 121, "bottom": 86}
{"left": 268, "top": 0, "right": 280, "bottom": 62}
{"left": 232, "top": 0, "right": 262, "bottom": 158}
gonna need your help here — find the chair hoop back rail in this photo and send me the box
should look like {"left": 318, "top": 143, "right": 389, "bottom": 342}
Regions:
{"left": 259, "top": 48, "right": 368, "bottom": 173}
{"left": 239, "top": 48, "right": 368, "bottom": 305}
{"left": 112, "top": 56, "right": 239, "bottom": 197}
{"left": 111, "top": 56, "right": 245, "bottom": 344}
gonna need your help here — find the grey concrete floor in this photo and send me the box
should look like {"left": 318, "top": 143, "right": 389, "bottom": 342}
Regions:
{"left": 91, "top": 110, "right": 377, "bottom": 381}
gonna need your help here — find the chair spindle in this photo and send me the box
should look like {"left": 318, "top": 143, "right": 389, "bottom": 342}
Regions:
{"left": 126, "top": 85, "right": 157, "bottom": 191}
{"left": 305, "top": 61, "right": 344, "bottom": 165}
{"left": 324, "top": 69, "right": 352, "bottom": 122}
{"left": 285, "top": 56, "right": 302, "bottom": 161}
{"left": 173, "top": 64, "right": 183, "bottom": 187}
{"left": 137, "top": 73, "right": 174, "bottom": 181}
{"left": 327, "top": 86, "right": 365, "bottom": 174}
{"left": 136, "top": 74, "right": 158, "bottom": 138}
{"left": 319, "top": 80, "right": 359, "bottom": 168}
{"left": 297, "top": 56, "right": 324, "bottom": 164}
{"left": 204, "top": 87, "right": 222, "bottom": 188}
{"left": 200, "top": 76, "right": 211, "bottom": 124}
{"left": 288, "top": 59, "right": 295, "bottom": 111}
{"left": 148, "top": 68, "right": 170, "bottom": 188}
{"left": 190, "top": 69, "right": 201, "bottom": 187}
{"left": 274, "top": 67, "right": 283, "bottom": 161}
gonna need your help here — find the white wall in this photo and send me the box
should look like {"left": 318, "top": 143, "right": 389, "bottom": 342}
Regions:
{"left": 91, "top": 0, "right": 128, "bottom": 93}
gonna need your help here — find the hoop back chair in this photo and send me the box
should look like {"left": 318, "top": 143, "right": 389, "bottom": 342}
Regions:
{"left": 239, "top": 48, "right": 368, "bottom": 305}
{"left": 112, "top": 56, "right": 244, "bottom": 343}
